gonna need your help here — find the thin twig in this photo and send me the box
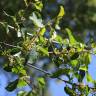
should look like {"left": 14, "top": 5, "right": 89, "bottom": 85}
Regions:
{"left": 27, "top": 63, "right": 75, "bottom": 85}
{"left": 0, "top": 41, "right": 95, "bottom": 56}
{"left": 48, "top": 50, "right": 96, "bottom": 56}
{"left": 27, "top": 62, "right": 96, "bottom": 90}
{"left": 0, "top": 41, "right": 22, "bottom": 49}
{"left": 27, "top": 63, "right": 50, "bottom": 75}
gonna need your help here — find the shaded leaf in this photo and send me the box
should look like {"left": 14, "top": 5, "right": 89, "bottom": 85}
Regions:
{"left": 5, "top": 79, "right": 18, "bottom": 92}
{"left": 3, "top": 66, "right": 12, "bottom": 72}
{"left": 71, "top": 52, "right": 79, "bottom": 60}
{"left": 10, "top": 48, "right": 20, "bottom": 55}
{"left": 78, "top": 67, "right": 86, "bottom": 82}
{"left": 51, "top": 68, "right": 70, "bottom": 78}
{"left": 64, "top": 86, "right": 76, "bottom": 96}
{"left": 0, "top": 22, "right": 9, "bottom": 34}
{"left": 78, "top": 70, "right": 85, "bottom": 82}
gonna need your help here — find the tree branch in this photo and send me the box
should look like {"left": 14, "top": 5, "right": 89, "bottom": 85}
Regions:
{"left": 0, "top": 41, "right": 22, "bottom": 49}
{"left": 27, "top": 62, "right": 96, "bottom": 91}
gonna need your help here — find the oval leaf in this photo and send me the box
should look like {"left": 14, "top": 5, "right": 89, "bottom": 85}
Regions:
{"left": 5, "top": 79, "right": 18, "bottom": 92}
{"left": 51, "top": 68, "right": 70, "bottom": 78}
{"left": 58, "top": 6, "right": 65, "bottom": 17}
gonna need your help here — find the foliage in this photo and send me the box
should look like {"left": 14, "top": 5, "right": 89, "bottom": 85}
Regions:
{"left": 0, "top": 0, "right": 96, "bottom": 96}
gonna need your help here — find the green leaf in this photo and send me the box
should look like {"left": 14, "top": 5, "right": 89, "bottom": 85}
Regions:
{"left": 34, "top": 1, "right": 43, "bottom": 11}
{"left": 70, "top": 60, "right": 78, "bottom": 67}
{"left": 17, "top": 91, "right": 26, "bottom": 96}
{"left": 79, "top": 66, "right": 87, "bottom": 71}
{"left": 29, "top": 12, "right": 44, "bottom": 28}
{"left": 71, "top": 52, "right": 79, "bottom": 60}
{"left": 12, "top": 67, "right": 19, "bottom": 74}
{"left": 64, "top": 86, "right": 76, "bottom": 96}
{"left": 20, "top": 69, "right": 27, "bottom": 76}
{"left": 38, "top": 46, "right": 49, "bottom": 56}
{"left": 84, "top": 53, "right": 91, "bottom": 65}
{"left": 86, "top": 72, "right": 93, "bottom": 83}
{"left": 51, "top": 68, "right": 70, "bottom": 78}
{"left": 78, "top": 70, "right": 85, "bottom": 82}
{"left": 65, "top": 28, "right": 77, "bottom": 45}
{"left": 58, "top": 6, "right": 65, "bottom": 17}
{"left": 85, "top": 85, "right": 90, "bottom": 96}
{"left": 55, "top": 35, "right": 63, "bottom": 43}
{"left": 5, "top": 79, "right": 18, "bottom": 92}
{"left": 0, "top": 22, "right": 9, "bottom": 34}
{"left": 17, "top": 79, "right": 27, "bottom": 88}
{"left": 40, "top": 27, "right": 46, "bottom": 36}
{"left": 10, "top": 48, "right": 20, "bottom": 55}
{"left": 38, "top": 77, "right": 45, "bottom": 86}
{"left": 17, "top": 91, "right": 33, "bottom": 96}
{"left": 3, "top": 66, "right": 12, "bottom": 72}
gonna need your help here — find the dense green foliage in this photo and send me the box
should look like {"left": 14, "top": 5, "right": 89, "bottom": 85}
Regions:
{"left": 0, "top": 0, "right": 96, "bottom": 96}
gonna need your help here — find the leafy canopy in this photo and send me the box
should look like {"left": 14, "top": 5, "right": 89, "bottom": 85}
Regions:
{"left": 0, "top": 0, "right": 96, "bottom": 96}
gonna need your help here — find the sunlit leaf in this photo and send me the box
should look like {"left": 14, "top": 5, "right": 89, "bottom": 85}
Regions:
{"left": 58, "top": 6, "right": 65, "bottom": 17}
{"left": 38, "top": 46, "right": 49, "bottom": 56}
{"left": 29, "top": 12, "right": 44, "bottom": 28}
{"left": 17, "top": 91, "right": 33, "bottom": 96}
{"left": 34, "top": 1, "right": 43, "bottom": 11}
{"left": 40, "top": 27, "right": 46, "bottom": 36}
{"left": 17, "top": 91, "right": 26, "bottom": 96}
{"left": 79, "top": 66, "right": 87, "bottom": 71}
{"left": 66, "top": 28, "right": 77, "bottom": 45}
{"left": 86, "top": 72, "right": 93, "bottom": 83}
{"left": 17, "top": 79, "right": 27, "bottom": 88}
{"left": 70, "top": 60, "right": 78, "bottom": 67}
{"left": 12, "top": 67, "right": 18, "bottom": 74}
{"left": 20, "top": 69, "right": 27, "bottom": 75}
{"left": 38, "top": 77, "right": 45, "bottom": 86}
